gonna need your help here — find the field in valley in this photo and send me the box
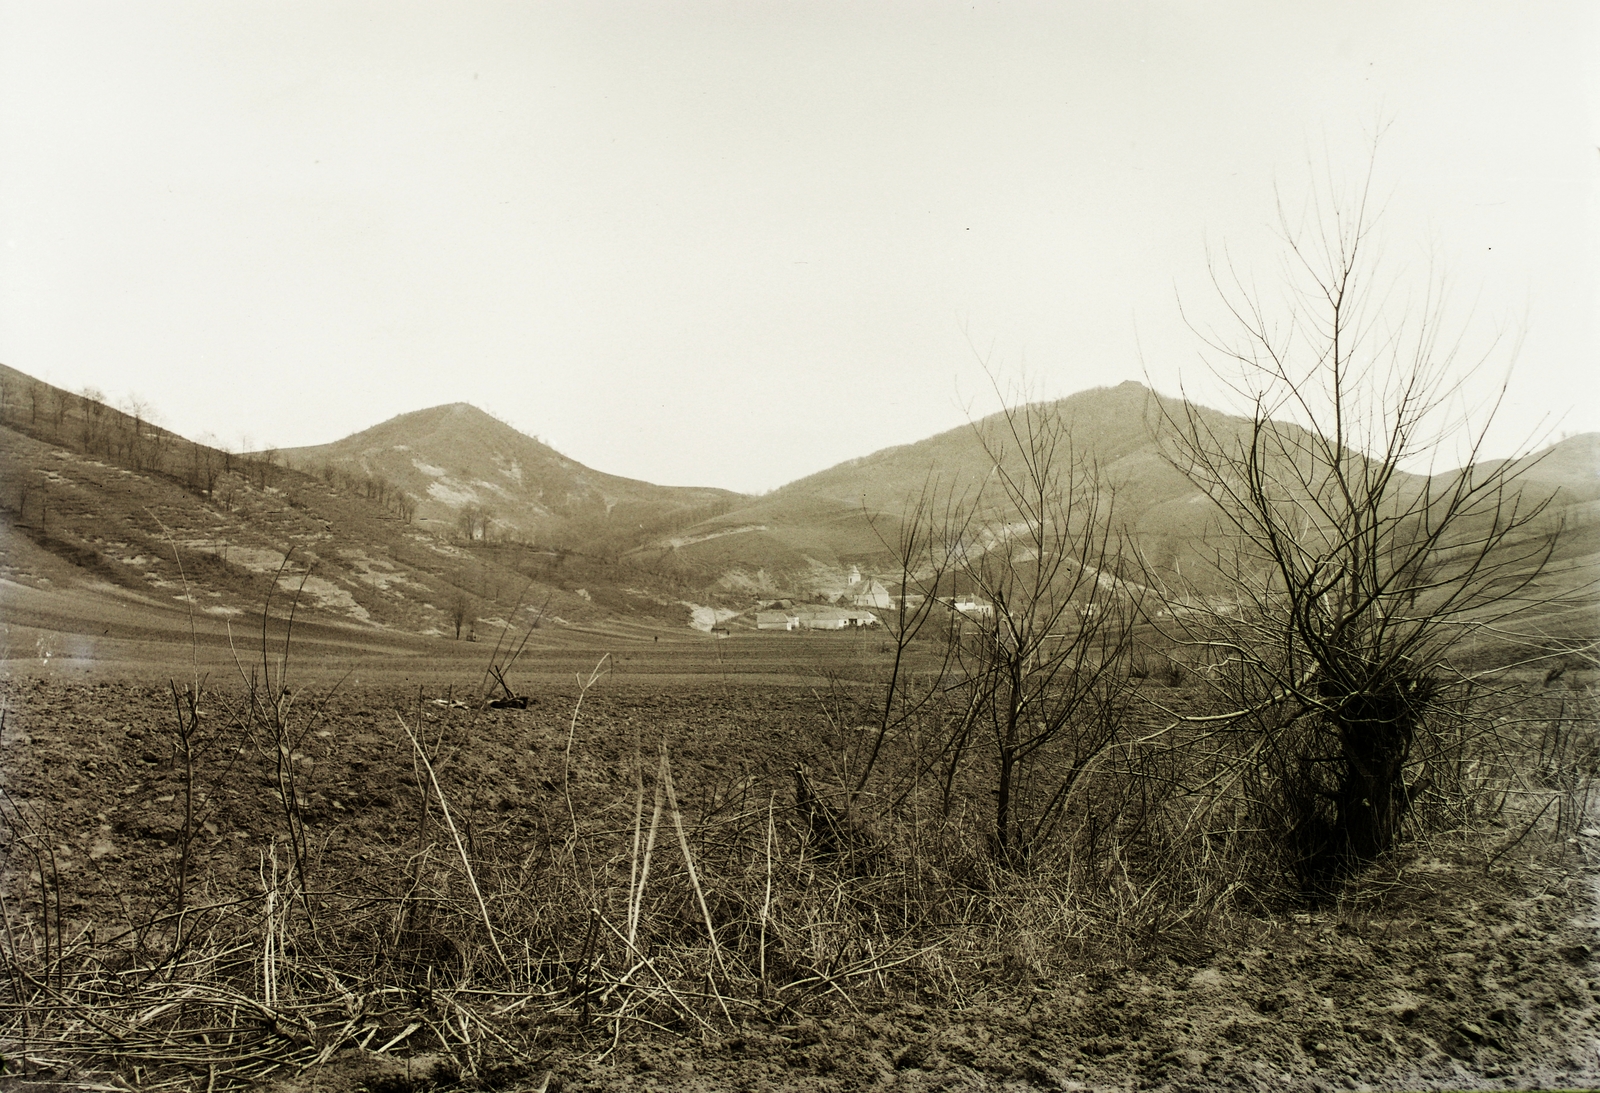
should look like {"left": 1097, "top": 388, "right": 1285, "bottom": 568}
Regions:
{"left": 3, "top": 368, "right": 1600, "bottom": 1091}
{"left": 3, "top": 624, "right": 1600, "bottom": 1093}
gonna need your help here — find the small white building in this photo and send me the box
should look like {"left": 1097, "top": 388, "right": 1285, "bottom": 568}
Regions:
{"left": 846, "top": 578, "right": 893, "bottom": 609}
{"left": 797, "top": 606, "right": 880, "bottom": 630}
{"left": 950, "top": 597, "right": 995, "bottom": 620}
{"left": 756, "top": 610, "right": 800, "bottom": 631}
{"left": 805, "top": 613, "right": 851, "bottom": 631}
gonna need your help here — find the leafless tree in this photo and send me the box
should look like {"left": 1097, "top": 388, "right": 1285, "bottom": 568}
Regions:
{"left": 48, "top": 384, "right": 70, "bottom": 429}
{"left": 843, "top": 481, "right": 972, "bottom": 811}
{"left": 449, "top": 586, "right": 472, "bottom": 640}
{"left": 943, "top": 399, "right": 1138, "bottom": 861}
{"left": 76, "top": 387, "right": 106, "bottom": 451}
{"left": 189, "top": 439, "right": 220, "bottom": 500}
{"left": 121, "top": 394, "right": 155, "bottom": 471}
{"left": 1158, "top": 158, "right": 1559, "bottom": 879}
{"left": 863, "top": 397, "right": 1138, "bottom": 863}
{"left": 457, "top": 503, "right": 494, "bottom": 542}
{"left": 254, "top": 447, "right": 279, "bottom": 490}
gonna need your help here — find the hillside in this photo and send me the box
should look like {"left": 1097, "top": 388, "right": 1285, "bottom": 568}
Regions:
{"left": 773, "top": 381, "right": 1188, "bottom": 513}
{"left": 2, "top": 363, "right": 1592, "bottom": 644}
{"left": 0, "top": 366, "right": 706, "bottom": 657}
{"left": 634, "top": 383, "right": 1232, "bottom": 594}
{"left": 277, "top": 403, "right": 743, "bottom": 551}
{"left": 639, "top": 381, "right": 1600, "bottom": 605}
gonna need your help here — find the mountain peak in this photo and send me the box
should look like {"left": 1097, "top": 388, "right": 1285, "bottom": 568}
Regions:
{"left": 278, "top": 401, "right": 738, "bottom": 542}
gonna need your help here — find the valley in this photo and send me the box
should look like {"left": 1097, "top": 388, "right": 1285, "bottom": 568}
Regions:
{"left": 1, "top": 362, "right": 1598, "bottom": 1092}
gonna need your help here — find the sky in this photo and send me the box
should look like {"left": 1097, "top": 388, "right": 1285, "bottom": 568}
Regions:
{"left": 0, "top": 3, "right": 1594, "bottom": 495}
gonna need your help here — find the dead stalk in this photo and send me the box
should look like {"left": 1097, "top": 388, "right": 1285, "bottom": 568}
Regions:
{"left": 760, "top": 792, "right": 775, "bottom": 988}
{"left": 659, "top": 746, "right": 732, "bottom": 1022}
{"left": 396, "top": 711, "right": 510, "bottom": 972}
{"left": 550, "top": 655, "right": 613, "bottom": 879}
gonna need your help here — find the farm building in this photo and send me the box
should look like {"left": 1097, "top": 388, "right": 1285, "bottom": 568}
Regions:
{"left": 795, "top": 606, "right": 880, "bottom": 630}
{"left": 755, "top": 610, "right": 800, "bottom": 631}
{"left": 846, "top": 578, "right": 892, "bottom": 609}
{"left": 805, "top": 613, "right": 850, "bottom": 631}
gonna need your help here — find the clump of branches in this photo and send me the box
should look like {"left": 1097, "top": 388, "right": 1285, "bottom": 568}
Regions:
{"left": 839, "top": 394, "right": 1142, "bottom": 869}
{"left": 1151, "top": 153, "right": 1571, "bottom": 888}
{"left": 0, "top": 668, "right": 1080, "bottom": 1090}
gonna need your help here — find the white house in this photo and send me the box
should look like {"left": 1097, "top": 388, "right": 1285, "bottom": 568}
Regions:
{"left": 805, "top": 613, "right": 850, "bottom": 630}
{"left": 950, "top": 597, "right": 995, "bottom": 620}
{"left": 846, "top": 578, "right": 892, "bottom": 609}
{"left": 796, "top": 606, "right": 880, "bottom": 630}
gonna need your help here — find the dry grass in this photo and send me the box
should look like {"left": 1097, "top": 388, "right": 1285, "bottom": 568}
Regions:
{"left": 0, "top": 660, "right": 1594, "bottom": 1090}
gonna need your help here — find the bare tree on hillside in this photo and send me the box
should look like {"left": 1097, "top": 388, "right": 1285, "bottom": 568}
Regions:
{"left": 254, "top": 448, "right": 279, "bottom": 490}
{"left": 188, "top": 440, "right": 219, "bottom": 500}
{"left": 1157, "top": 158, "right": 1559, "bottom": 881}
{"left": 48, "top": 384, "right": 69, "bottom": 429}
{"left": 78, "top": 387, "right": 107, "bottom": 452}
{"left": 456, "top": 503, "right": 493, "bottom": 542}
{"left": 449, "top": 586, "right": 472, "bottom": 640}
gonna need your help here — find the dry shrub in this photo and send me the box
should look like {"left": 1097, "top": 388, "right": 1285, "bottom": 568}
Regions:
{"left": 1, "top": 661, "right": 1592, "bottom": 1091}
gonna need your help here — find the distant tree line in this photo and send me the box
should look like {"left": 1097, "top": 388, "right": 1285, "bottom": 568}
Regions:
{"left": 0, "top": 375, "right": 180, "bottom": 478}
{"left": 0, "top": 372, "right": 422, "bottom": 524}
{"left": 0, "top": 374, "right": 258, "bottom": 509}
{"left": 313, "top": 461, "right": 418, "bottom": 524}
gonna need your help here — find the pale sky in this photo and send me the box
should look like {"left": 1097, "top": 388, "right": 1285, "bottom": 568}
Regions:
{"left": 1, "top": 3, "right": 1594, "bottom": 494}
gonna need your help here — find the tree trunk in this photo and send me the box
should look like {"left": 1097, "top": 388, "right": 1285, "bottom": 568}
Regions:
{"left": 1333, "top": 688, "right": 1420, "bottom": 864}
{"left": 995, "top": 749, "right": 1015, "bottom": 859}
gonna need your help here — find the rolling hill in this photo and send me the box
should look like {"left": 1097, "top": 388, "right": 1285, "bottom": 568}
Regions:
{"left": 1, "top": 362, "right": 1593, "bottom": 648}
{"left": 629, "top": 380, "right": 1600, "bottom": 605}
{"left": 0, "top": 365, "right": 712, "bottom": 659}
{"left": 277, "top": 403, "right": 743, "bottom": 551}
{"left": 629, "top": 382, "right": 1258, "bottom": 594}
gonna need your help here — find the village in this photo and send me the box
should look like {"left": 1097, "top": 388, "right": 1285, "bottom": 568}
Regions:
{"left": 745, "top": 567, "right": 995, "bottom": 632}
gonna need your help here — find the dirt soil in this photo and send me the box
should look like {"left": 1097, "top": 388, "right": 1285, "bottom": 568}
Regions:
{"left": 3, "top": 675, "right": 1600, "bottom": 1092}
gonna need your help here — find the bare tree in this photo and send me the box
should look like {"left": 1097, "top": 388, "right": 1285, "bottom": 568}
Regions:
{"left": 456, "top": 503, "right": 493, "bottom": 542}
{"left": 189, "top": 439, "right": 220, "bottom": 500}
{"left": 48, "top": 384, "right": 70, "bottom": 429}
{"left": 121, "top": 394, "right": 155, "bottom": 471}
{"left": 254, "top": 447, "right": 279, "bottom": 490}
{"left": 943, "top": 399, "right": 1137, "bottom": 860}
{"left": 1158, "top": 159, "right": 1559, "bottom": 878}
{"left": 842, "top": 481, "right": 971, "bottom": 811}
{"left": 449, "top": 586, "right": 472, "bottom": 640}
{"left": 860, "top": 397, "right": 1137, "bottom": 863}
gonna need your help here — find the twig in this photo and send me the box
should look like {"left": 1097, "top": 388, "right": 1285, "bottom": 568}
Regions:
{"left": 659, "top": 748, "right": 732, "bottom": 1023}
{"left": 395, "top": 712, "right": 510, "bottom": 972}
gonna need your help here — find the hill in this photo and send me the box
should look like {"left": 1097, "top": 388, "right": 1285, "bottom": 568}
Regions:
{"left": 633, "top": 381, "right": 1600, "bottom": 607}
{"left": 277, "top": 403, "right": 743, "bottom": 551}
{"left": 0, "top": 365, "right": 709, "bottom": 659}
{"left": 629, "top": 382, "right": 1231, "bottom": 595}
{"left": 2, "top": 363, "right": 1592, "bottom": 646}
